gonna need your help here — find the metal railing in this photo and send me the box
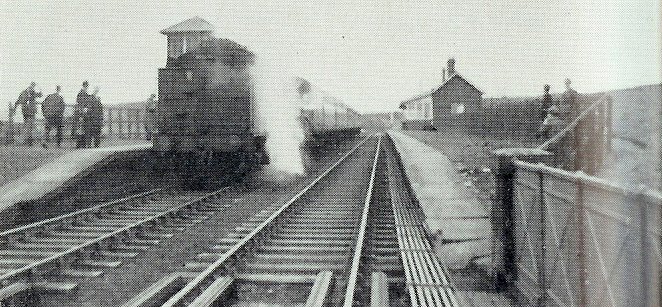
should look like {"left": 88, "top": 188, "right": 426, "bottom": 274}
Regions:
{"left": 497, "top": 158, "right": 661, "bottom": 306}
{"left": 2, "top": 103, "right": 152, "bottom": 144}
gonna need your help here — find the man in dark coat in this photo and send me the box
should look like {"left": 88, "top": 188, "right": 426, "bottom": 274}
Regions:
{"left": 14, "top": 82, "right": 42, "bottom": 145}
{"left": 541, "top": 84, "right": 553, "bottom": 118}
{"left": 41, "top": 85, "right": 66, "bottom": 148}
{"left": 84, "top": 87, "right": 104, "bottom": 148}
{"left": 75, "top": 81, "right": 91, "bottom": 148}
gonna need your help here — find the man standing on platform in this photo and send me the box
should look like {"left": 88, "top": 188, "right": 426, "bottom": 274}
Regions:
{"left": 14, "top": 82, "right": 42, "bottom": 145}
{"left": 75, "top": 81, "right": 91, "bottom": 148}
{"left": 41, "top": 85, "right": 65, "bottom": 148}
{"left": 561, "top": 78, "right": 579, "bottom": 119}
{"left": 84, "top": 87, "right": 104, "bottom": 148}
{"left": 561, "top": 78, "right": 583, "bottom": 170}
{"left": 145, "top": 93, "right": 157, "bottom": 140}
{"left": 541, "top": 84, "right": 553, "bottom": 119}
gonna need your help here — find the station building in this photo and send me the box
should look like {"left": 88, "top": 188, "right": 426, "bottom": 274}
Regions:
{"left": 399, "top": 59, "right": 482, "bottom": 130}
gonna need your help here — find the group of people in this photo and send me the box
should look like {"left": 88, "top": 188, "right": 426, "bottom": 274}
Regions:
{"left": 537, "top": 78, "right": 578, "bottom": 140}
{"left": 12, "top": 81, "right": 103, "bottom": 148}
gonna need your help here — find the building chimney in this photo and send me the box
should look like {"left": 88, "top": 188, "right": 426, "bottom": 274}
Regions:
{"left": 442, "top": 68, "right": 446, "bottom": 82}
{"left": 447, "top": 58, "right": 456, "bottom": 76}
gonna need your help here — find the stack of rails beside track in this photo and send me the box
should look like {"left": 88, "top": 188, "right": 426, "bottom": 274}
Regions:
{"left": 0, "top": 187, "right": 237, "bottom": 305}
{"left": 124, "top": 134, "right": 458, "bottom": 307}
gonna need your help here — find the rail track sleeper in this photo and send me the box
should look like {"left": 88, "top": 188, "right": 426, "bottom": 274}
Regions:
{"left": 254, "top": 253, "right": 347, "bottom": 263}
{"left": 67, "top": 225, "right": 117, "bottom": 232}
{"left": 272, "top": 232, "right": 350, "bottom": 239}
{"left": 370, "top": 272, "right": 390, "bottom": 307}
{"left": 140, "top": 232, "right": 174, "bottom": 240}
{"left": 303, "top": 271, "right": 333, "bottom": 307}
{"left": 185, "top": 262, "right": 212, "bottom": 271}
{"left": 186, "top": 276, "right": 234, "bottom": 307}
{"left": 0, "top": 282, "right": 29, "bottom": 301}
{"left": 128, "top": 238, "right": 159, "bottom": 246}
{"left": 210, "top": 245, "right": 233, "bottom": 251}
{"left": 122, "top": 272, "right": 183, "bottom": 307}
{"left": 10, "top": 242, "right": 74, "bottom": 250}
{"left": 277, "top": 223, "right": 354, "bottom": 229}
{"left": 235, "top": 273, "right": 317, "bottom": 284}
{"left": 31, "top": 281, "right": 78, "bottom": 293}
{"left": 98, "top": 250, "right": 140, "bottom": 258}
{"left": 217, "top": 237, "right": 241, "bottom": 244}
{"left": 268, "top": 239, "right": 352, "bottom": 246}
{"left": 373, "top": 264, "right": 404, "bottom": 273}
{"left": 78, "top": 259, "right": 122, "bottom": 268}
{"left": 114, "top": 244, "right": 151, "bottom": 252}
{"left": 244, "top": 262, "right": 344, "bottom": 273}
{"left": 196, "top": 253, "right": 224, "bottom": 262}
{"left": 26, "top": 236, "right": 90, "bottom": 245}
{"left": 47, "top": 231, "right": 110, "bottom": 238}
{"left": 60, "top": 269, "right": 104, "bottom": 278}
{"left": 0, "top": 250, "right": 58, "bottom": 258}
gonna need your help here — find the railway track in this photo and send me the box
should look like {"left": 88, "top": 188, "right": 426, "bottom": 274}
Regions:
{"left": 0, "top": 186, "right": 237, "bottom": 304}
{"left": 123, "top": 134, "right": 458, "bottom": 307}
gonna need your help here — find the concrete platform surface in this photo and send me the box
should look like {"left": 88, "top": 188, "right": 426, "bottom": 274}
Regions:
{"left": 388, "top": 130, "right": 492, "bottom": 269}
{"left": 0, "top": 143, "right": 151, "bottom": 212}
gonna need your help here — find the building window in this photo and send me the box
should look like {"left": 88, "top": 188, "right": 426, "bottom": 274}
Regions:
{"left": 451, "top": 103, "right": 465, "bottom": 114}
{"left": 186, "top": 70, "right": 193, "bottom": 81}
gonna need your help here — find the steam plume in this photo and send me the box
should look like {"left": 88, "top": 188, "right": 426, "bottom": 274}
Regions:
{"left": 251, "top": 56, "right": 305, "bottom": 176}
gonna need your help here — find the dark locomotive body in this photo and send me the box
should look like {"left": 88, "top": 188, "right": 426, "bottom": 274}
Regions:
{"left": 154, "top": 18, "right": 362, "bottom": 184}
{"left": 155, "top": 21, "right": 268, "bottom": 183}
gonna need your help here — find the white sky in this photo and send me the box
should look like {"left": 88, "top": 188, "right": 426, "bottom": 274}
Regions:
{"left": 1, "top": 0, "right": 660, "bottom": 114}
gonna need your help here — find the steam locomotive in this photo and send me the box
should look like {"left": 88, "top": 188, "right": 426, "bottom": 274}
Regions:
{"left": 153, "top": 18, "right": 361, "bottom": 183}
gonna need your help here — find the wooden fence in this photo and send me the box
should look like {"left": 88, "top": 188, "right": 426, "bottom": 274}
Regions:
{"left": 492, "top": 155, "right": 661, "bottom": 307}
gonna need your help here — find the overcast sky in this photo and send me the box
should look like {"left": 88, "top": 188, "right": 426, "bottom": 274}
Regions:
{"left": 1, "top": 0, "right": 660, "bottom": 115}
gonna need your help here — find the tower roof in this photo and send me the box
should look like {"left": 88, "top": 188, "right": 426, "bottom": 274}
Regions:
{"left": 161, "top": 17, "right": 214, "bottom": 34}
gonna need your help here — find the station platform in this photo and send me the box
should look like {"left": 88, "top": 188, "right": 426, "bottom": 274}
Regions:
{"left": 388, "top": 130, "right": 492, "bottom": 270}
{"left": 0, "top": 141, "right": 151, "bottom": 213}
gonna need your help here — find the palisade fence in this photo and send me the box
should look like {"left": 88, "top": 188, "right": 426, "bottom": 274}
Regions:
{"left": 2, "top": 103, "right": 151, "bottom": 144}
{"left": 493, "top": 155, "right": 661, "bottom": 307}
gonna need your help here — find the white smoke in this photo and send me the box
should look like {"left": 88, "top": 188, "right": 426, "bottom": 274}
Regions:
{"left": 251, "top": 56, "right": 306, "bottom": 176}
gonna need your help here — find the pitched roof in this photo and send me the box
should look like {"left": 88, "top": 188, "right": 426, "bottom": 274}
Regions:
{"left": 399, "top": 73, "right": 483, "bottom": 108}
{"left": 161, "top": 17, "right": 214, "bottom": 34}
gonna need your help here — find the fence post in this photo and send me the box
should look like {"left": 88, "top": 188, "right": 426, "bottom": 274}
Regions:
{"left": 107, "top": 108, "right": 113, "bottom": 139}
{"left": 637, "top": 190, "right": 651, "bottom": 306}
{"left": 576, "top": 179, "right": 587, "bottom": 307}
{"left": 492, "top": 148, "right": 553, "bottom": 293}
{"left": 538, "top": 171, "right": 547, "bottom": 307}
{"left": 606, "top": 96, "right": 613, "bottom": 151}
{"left": 118, "top": 109, "right": 124, "bottom": 139}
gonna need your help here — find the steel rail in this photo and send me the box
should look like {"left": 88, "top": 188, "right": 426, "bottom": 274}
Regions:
{"left": 342, "top": 135, "right": 381, "bottom": 307}
{"left": 161, "top": 135, "right": 374, "bottom": 307}
{"left": 0, "top": 186, "right": 229, "bottom": 282}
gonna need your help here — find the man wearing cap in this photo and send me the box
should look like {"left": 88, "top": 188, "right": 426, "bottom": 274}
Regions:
{"left": 561, "top": 78, "right": 579, "bottom": 119}
{"left": 541, "top": 84, "right": 553, "bottom": 118}
{"left": 84, "top": 87, "right": 104, "bottom": 148}
{"left": 74, "top": 81, "right": 91, "bottom": 148}
{"left": 14, "top": 82, "right": 43, "bottom": 145}
{"left": 41, "top": 86, "right": 66, "bottom": 148}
